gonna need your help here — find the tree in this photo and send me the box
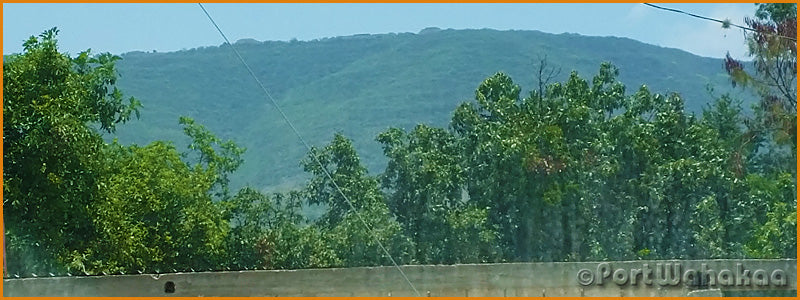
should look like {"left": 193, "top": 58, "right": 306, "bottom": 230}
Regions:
{"left": 449, "top": 64, "right": 630, "bottom": 262}
{"left": 224, "top": 188, "right": 338, "bottom": 270}
{"left": 377, "top": 125, "right": 464, "bottom": 263}
{"left": 2, "top": 28, "right": 256, "bottom": 275}
{"left": 724, "top": 3, "right": 796, "bottom": 158}
{"left": 302, "top": 134, "right": 410, "bottom": 267}
{"left": 377, "top": 125, "right": 499, "bottom": 264}
{"left": 742, "top": 172, "right": 797, "bottom": 259}
{"left": 71, "top": 116, "right": 243, "bottom": 274}
{"left": 179, "top": 116, "right": 245, "bottom": 200}
{"left": 719, "top": 2, "right": 797, "bottom": 259}
{"left": 444, "top": 61, "right": 796, "bottom": 263}
{"left": 3, "top": 28, "right": 140, "bottom": 275}
{"left": 451, "top": 72, "right": 536, "bottom": 261}
{"left": 86, "top": 139, "right": 229, "bottom": 273}
{"left": 532, "top": 55, "right": 561, "bottom": 98}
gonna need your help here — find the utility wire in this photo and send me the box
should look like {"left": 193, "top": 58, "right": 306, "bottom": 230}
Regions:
{"left": 643, "top": 3, "right": 797, "bottom": 42}
{"left": 197, "top": 3, "right": 421, "bottom": 297}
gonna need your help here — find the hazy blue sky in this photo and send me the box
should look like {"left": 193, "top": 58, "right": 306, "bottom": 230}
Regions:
{"left": 4, "top": 3, "right": 756, "bottom": 59}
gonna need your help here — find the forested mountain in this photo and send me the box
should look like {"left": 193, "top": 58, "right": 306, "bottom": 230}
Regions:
{"left": 111, "top": 28, "right": 751, "bottom": 190}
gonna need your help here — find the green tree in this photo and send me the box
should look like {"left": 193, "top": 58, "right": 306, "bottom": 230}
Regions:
{"left": 742, "top": 172, "right": 797, "bottom": 259}
{"left": 444, "top": 206, "right": 499, "bottom": 263}
{"left": 225, "top": 187, "right": 277, "bottom": 269}
{"left": 444, "top": 61, "right": 794, "bottom": 263}
{"left": 86, "top": 139, "right": 229, "bottom": 274}
{"left": 450, "top": 64, "right": 629, "bottom": 262}
{"left": 224, "top": 188, "right": 338, "bottom": 270}
{"left": 451, "top": 72, "right": 537, "bottom": 261}
{"left": 377, "top": 125, "right": 468, "bottom": 263}
{"left": 179, "top": 116, "right": 245, "bottom": 200}
{"left": 302, "top": 134, "right": 411, "bottom": 267}
{"left": 77, "top": 116, "right": 242, "bottom": 273}
{"left": 3, "top": 28, "right": 140, "bottom": 275}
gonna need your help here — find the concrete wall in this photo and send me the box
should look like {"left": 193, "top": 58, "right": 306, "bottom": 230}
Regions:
{"left": 3, "top": 259, "right": 795, "bottom": 297}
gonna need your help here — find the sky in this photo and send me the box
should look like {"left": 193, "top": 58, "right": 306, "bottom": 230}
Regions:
{"left": 3, "top": 3, "right": 757, "bottom": 59}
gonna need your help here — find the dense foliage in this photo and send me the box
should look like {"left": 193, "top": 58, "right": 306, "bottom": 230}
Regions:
{"left": 4, "top": 28, "right": 142, "bottom": 274}
{"left": 3, "top": 8, "right": 795, "bottom": 277}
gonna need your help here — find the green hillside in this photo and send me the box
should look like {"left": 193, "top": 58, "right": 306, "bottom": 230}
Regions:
{"left": 111, "top": 28, "right": 751, "bottom": 191}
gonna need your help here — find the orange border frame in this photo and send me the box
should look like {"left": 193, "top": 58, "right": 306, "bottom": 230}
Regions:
{"left": 0, "top": 2, "right": 797, "bottom": 300}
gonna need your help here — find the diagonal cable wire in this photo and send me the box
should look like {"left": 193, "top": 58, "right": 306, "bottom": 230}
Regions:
{"left": 643, "top": 3, "right": 797, "bottom": 42}
{"left": 197, "top": 3, "right": 421, "bottom": 296}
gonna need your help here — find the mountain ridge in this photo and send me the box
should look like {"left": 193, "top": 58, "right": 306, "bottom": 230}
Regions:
{"left": 110, "top": 28, "right": 753, "bottom": 191}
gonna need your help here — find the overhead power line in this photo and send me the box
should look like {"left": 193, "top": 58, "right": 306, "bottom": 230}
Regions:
{"left": 643, "top": 3, "right": 797, "bottom": 42}
{"left": 196, "top": 3, "right": 421, "bottom": 297}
